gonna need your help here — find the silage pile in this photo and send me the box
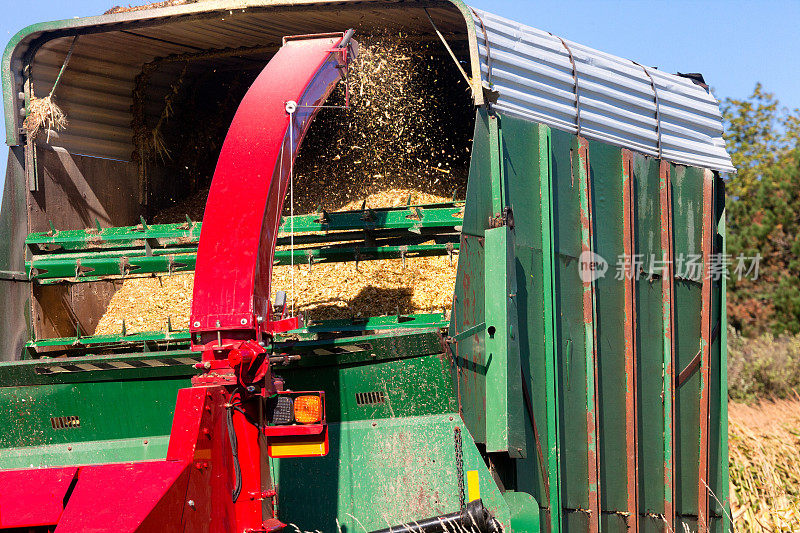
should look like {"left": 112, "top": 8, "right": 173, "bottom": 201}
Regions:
{"left": 729, "top": 397, "right": 800, "bottom": 532}
{"left": 95, "top": 189, "right": 458, "bottom": 335}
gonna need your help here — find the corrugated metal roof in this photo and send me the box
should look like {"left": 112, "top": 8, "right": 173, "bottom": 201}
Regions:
{"left": 470, "top": 8, "right": 734, "bottom": 172}
{"left": 2, "top": 1, "right": 476, "bottom": 160}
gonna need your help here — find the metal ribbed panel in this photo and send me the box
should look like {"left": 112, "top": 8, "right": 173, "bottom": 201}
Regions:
{"left": 470, "top": 8, "right": 733, "bottom": 172}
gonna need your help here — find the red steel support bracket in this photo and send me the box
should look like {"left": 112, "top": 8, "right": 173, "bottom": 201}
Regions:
{"left": 190, "top": 32, "right": 357, "bottom": 349}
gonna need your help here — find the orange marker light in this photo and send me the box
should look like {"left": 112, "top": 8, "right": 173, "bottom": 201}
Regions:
{"left": 293, "top": 395, "right": 322, "bottom": 424}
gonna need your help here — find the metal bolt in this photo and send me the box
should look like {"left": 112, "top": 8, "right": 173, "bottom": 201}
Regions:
{"left": 143, "top": 439, "right": 148, "bottom": 445}
{"left": 193, "top": 321, "right": 200, "bottom": 328}
{"left": 187, "top": 500, "right": 195, "bottom": 508}
{"left": 204, "top": 361, "right": 211, "bottom": 369}
{"left": 256, "top": 315, "right": 264, "bottom": 324}
{"left": 240, "top": 318, "right": 248, "bottom": 325}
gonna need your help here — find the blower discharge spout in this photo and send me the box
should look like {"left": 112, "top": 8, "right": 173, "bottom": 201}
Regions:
{"left": 190, "top": 31, "right": 358, "bottom": 352}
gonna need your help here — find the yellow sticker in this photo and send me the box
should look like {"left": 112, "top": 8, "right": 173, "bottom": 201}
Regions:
{"left": 467, "top": 470, "right": 480, "bottom": 502}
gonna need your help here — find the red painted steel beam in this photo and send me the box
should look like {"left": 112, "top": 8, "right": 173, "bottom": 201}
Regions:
{"left": 697, "top": 171, "right": 715, "bottom": 533}
{"left": 0, "top": 467, "right": 78, "bottom": 529}
{"left": 621, "top": 150, "right": 639, "bottom": 532}
{"left": 659, "top": 161, "right": 676, "bottom": 532}
{"left": 190, "top": 33, "right": 356, "bottom": 346}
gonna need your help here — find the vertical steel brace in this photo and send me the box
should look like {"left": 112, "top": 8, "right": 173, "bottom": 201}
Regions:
{"left": 538, "top": 124, "right": 562, "bottom": 533}
{"left": 698, "top": 171, "right": 715, "bottom": 533}
{"left": 577, "top": 137, "right": 601, "bottom": 533}
{"left": 659, "top": 161, "right": 676, "bottom": 532}
{"left": 622, "top": 150, "right": 639, "bottom": 532}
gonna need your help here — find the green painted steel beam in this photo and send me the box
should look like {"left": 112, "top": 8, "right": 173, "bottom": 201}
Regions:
{"left": 0, "top": 349, "right": 200, "bottom": 386}
{"left": 484, "top": 226, "right": 525, "bottom": 457}
{"left": 538, "top": 123, "right": 563, "bottom": 533}
{"left": 25, "top": 313, "right": 449, "bottom": 357}
{"left": 25, "top": 204, "right": 463, "bottom": 252}
{"left": 26, "top": 240, "right": 460, "bottom": 283}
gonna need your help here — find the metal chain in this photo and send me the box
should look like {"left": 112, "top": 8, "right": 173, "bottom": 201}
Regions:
{"left": 454, "top": 426, "right": 465, "bottom": 511}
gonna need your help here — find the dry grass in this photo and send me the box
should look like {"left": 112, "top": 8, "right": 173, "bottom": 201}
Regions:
{"left": 729, "top": 396, "right": 800, "bottom": 532}
{"left": 728, "top": 328, "right": 800, "bottom": 402}
{"left": 22, "top": 96, "right": 67, "bottom": 140}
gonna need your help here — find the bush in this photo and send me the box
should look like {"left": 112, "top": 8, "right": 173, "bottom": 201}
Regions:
{"left": 728, "top": 327, "right": 800, "bottom": 401}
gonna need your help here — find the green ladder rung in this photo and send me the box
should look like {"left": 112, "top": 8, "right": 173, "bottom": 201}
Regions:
{"left": 27, "top": 241, "right": 460, "bottom": 283}
{"left": 26, "top": 203, "right": 463, "bottom": 252}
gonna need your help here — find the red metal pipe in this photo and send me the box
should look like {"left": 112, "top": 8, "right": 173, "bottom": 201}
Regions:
{"left": 190, "top": 33, "right": 356, "bottom": 346}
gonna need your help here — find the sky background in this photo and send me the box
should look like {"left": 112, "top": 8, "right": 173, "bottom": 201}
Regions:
{"left": 1, "top": 0, "right": 799, "bottom": 177}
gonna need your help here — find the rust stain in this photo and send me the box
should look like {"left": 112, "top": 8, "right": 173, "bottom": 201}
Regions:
{"left": 697, "top": 171, "right": 715, "bottom": 533}
{"left": 577, "top": 137, "right": 600, "bottom": 533}
{"left": 659, "top": 160, "right": 676, "bottom": 532}
{"left": 622, "top": 150, "right": 639, "bottom": 532}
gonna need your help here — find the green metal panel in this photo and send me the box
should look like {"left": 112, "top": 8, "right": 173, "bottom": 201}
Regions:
{"left": 0, "top": 435, "right": 170, "bottom": 470}
{"left": 0, "top": 377, "right": 187, "bottom": 449}
{"left": 538, "top": 126, "right": 564, "bottom": 533}
{"left": 630, "top": 154, "right": 666, "bottom": 515}
{"left": 671, "top": 164, "right": 704, "bottom": 517}
{"left": 451, "top": 234, "right": 487, "bottom": 443}
{"left": 461, "top": 108, "right": 494, "bottom": 238}
{"left": 274, "top": 414, "right": 514, "bottom": 532}
{"left": 504, "top": 491, "right": 542, "bottom": 533}
{"left": 587, "top": 140, "right": 628, "bottom": 513}
{"left": 499, "top": 114, "right": 561, "bottom": 531}
{"left": 484, "top": 225, "right": 525, "bottom": 456}
{"left": 717, "top": 202, "right": 731, "bottom": 531}
{"left": 550, "top": 129, "right": 590, "bottom": 513}
{"left": 278, "top": 352, "right": 457, "bottom": 423}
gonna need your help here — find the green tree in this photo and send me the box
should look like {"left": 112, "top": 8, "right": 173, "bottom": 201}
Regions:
{"left": 723, "top": 84, "right": 800, "bottom": 334}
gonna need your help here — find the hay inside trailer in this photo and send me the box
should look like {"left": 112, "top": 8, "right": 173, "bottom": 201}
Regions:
{"left": 95, "top": 34, "right": 473, "bottom": 334}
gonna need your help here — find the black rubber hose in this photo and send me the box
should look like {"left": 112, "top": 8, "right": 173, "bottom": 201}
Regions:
{"left": 226, "top": 404, "right": 243, "bottom": 503}
{"left": 368, "top": 499, "right": 496, "bottom": 533}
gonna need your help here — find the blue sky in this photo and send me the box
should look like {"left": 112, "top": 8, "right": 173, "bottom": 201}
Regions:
{"left": 1, "top": 0, "right": 798, "bottom": 176}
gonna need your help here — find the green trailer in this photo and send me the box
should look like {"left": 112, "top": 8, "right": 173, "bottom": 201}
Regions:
{"left": 0, "top": 2, "right": 731, "bottom": 532}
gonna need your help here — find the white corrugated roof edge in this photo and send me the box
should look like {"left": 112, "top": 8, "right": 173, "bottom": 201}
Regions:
{"left": 468, "top": 7, "right": 735, "bottom": 173}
